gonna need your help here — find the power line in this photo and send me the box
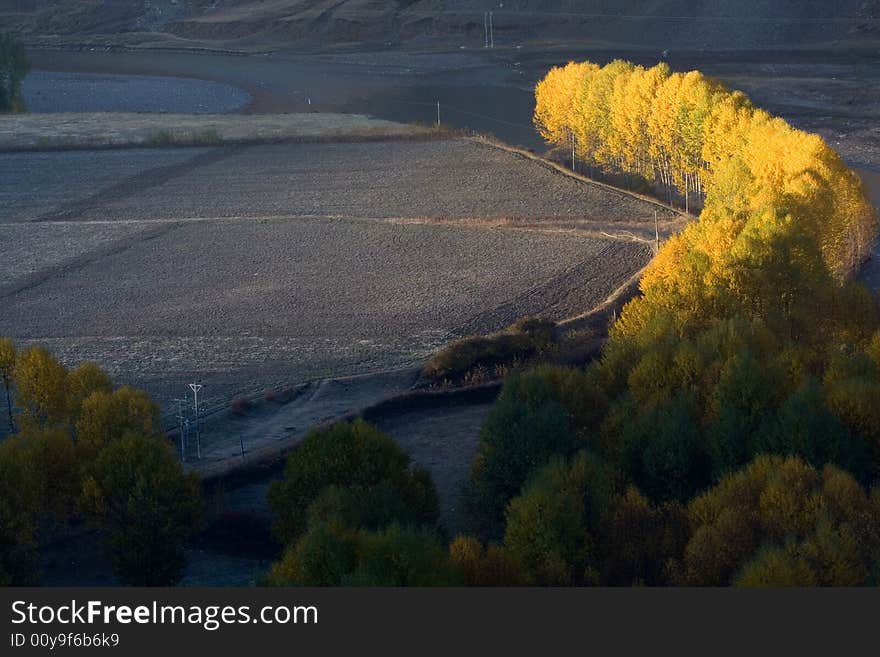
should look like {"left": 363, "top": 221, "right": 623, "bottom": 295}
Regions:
{"left": 381, "top": 97, "right": 535, "bottom": 131}
{"left": 403, "top": 10, "right": 880, "bottom": 24}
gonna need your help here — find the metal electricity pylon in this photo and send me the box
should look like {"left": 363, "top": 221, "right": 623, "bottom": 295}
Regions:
{"left": 189, "top": 382, "right": 203, "bottom": 460}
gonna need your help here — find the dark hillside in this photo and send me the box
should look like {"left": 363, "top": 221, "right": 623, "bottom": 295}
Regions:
{"left": 2, "top": 0, "right": 877, "bottom": 49}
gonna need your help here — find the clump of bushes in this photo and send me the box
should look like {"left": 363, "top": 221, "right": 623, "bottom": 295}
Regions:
{"left": 144, "top": 129, "right": 223, "bottom": 148}
{"left": 193, "top": 129, "right": 223, "bottom": 145}
{"left": 144, "top": 130, "right": 177, "bottom": 147}
{"left": 423, "top": 317, "right": 557, "bottom": 385}
{"left": 264, "top": 386, "right": 298, "bottom": 404}
{"left": 229, "top": 396, "right": 252, "bottom": 415}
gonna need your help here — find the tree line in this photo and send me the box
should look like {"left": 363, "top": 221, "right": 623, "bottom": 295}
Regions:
{"left": 0, "top": 338, "right": 201, "bottom": 585}
{"left": 422, "top": 60, "right": 880, "bottom": 585}
{"left": 534, "top": 60, "right": 875, "bottom": 278}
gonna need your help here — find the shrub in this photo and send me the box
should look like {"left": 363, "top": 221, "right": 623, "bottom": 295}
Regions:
{"left": 423, "top": 317, "right": 556, "bottom": 384}
{"left": 194, "top": 129, "right": 223, "bottom": 146}
{"left": 0, "top": 33, "right": 28, "bottom": 113}
{"left": 229, "top": 396, "right": 252, "bottom": 415}
{"left": 144, "top": 130, "right": 176, "bottom": 147}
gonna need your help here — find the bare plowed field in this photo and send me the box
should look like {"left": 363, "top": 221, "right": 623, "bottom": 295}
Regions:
{"left": 32, "top": 140, "right": 668, "bottom": 224}
{"left": 0, "top": 138, "right": 657, "bottom": 413}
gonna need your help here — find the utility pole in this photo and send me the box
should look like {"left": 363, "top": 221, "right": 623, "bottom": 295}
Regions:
{"left": 183, "top": 419, "right": 191, "bottom": 462}
{"left": 189, "top": 382, "right": 203, "bottom": 460}
{"left": 173, "top": 398, "right": 188, "bottom": 461}
{"left": 437, "top": 100, "right": 441, "bottom": 127}
{"left": 489, "top": 11, "right": 494, "bottom": 48}
{"left": 484, "top": 12, "right": 489, "bottom": 48}
{"left": 571, "top": 132, "right": 576, "bottom": 172}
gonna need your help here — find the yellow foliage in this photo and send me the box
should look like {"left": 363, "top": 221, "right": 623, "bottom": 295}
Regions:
{"left": 14, "top": 346, "right": 68, "bottom": 430}
{"left": 533, "top": 61, "right": 598, "bottom": 148}
{"left": 75, "top": 386, "right": 161, "bottom": 462}
{"left": 533, "top": 58, "right": 878, "bottom": 290}
{"left": 683, "top": 455, "right": 876, "bottom": 585}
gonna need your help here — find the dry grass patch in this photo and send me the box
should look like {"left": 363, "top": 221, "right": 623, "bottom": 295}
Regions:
{"left": 0, "top": 112, "right": 441, "bottom": 152}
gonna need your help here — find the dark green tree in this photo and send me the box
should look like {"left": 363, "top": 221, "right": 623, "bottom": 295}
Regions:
{"left": 0, "top": 337, "right": 15, "bottom": 433}
{"left": 0, "top": 33, "right": 29, "bottom": 113}
{"left": 622, "top": 393, "right": 710, "bottom": 503}
{"left": 465, "top": 370, "right": 580, "bottom": 539}
{"left": 268, "top": 420, "right": 438, "bottom": 544}
{"left": 268, "top": 522, "right": 457, "bottom": 586}
{"left": 753, "top": 380, "right": 871, "bottom": 483}
{"left": 600, "top": 486, "right": 689, "bottom": 586}
{"left": 503, "top": 452, "right": 610, "bottom": 585}
{"left": 80, "top": 432, "right": 203, "bottom": 585}
{"left": 0, "top": 436, "right": 41, "bottom": 585}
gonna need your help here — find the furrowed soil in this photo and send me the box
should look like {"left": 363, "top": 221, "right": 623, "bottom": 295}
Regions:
{"left": 0, "top": 139, "right": 661, "bottom": 418}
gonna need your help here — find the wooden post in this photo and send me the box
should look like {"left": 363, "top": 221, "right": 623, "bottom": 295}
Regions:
{"left": 654, "top": 211, "right": 660, "bottom": 252}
